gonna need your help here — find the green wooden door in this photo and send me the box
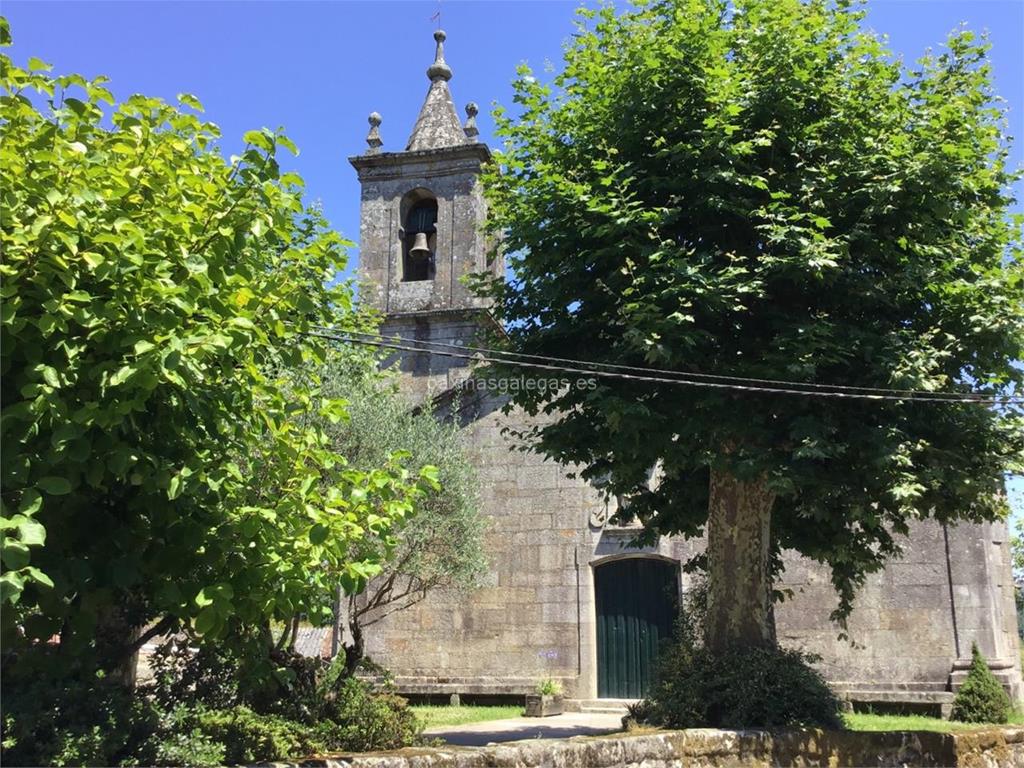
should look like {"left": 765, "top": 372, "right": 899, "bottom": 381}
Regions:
{"left": 595, "top": 558, "right": 679, "bottom": 699}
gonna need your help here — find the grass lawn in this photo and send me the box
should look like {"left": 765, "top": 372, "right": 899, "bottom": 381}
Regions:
{"left": 844, "top": 711, "right": 1024, "bottom": 733}
{"left": 411, "top": 704, "right": 524, "bottom": 729}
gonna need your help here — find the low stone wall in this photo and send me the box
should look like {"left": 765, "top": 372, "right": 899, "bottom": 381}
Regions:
{"left": 260, "top": 726, "right": 1024, "bottom": 768}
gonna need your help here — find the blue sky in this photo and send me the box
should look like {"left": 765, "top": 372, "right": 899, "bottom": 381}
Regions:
{"left": 4, "top": 0, "right": 1022, "bottom": 524}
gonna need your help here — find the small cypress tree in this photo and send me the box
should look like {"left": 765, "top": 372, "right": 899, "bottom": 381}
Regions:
{"left": 951, "top": 643, "right": 1011, "bottom": 724}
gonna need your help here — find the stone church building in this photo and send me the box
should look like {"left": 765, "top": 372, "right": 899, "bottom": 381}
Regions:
{"left": 348, "top": 30, "right": 1022, "bottom": 712}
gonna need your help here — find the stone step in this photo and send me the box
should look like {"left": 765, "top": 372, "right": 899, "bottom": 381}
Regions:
{"left": 574, "top": 698, "right": 636, "bottom": 714}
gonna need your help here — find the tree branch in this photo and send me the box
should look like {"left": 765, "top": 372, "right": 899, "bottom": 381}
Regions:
{"left": 120, "top": 615, "right": 176, "bottom": 660}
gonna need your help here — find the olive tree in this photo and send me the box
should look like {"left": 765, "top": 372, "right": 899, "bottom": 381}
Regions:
{"left": 477, "top": 0, "right": 1023, "bottom": 651}
{"left": 317, "top": 357, "right": 487, "bottom": 671}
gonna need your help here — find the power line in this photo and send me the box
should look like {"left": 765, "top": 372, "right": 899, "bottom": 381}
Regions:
{"left": 336, "top": 328, "right": 999, "bottom": 401}
{"left": 311, "top": 325, "right": 1022, "bottom": 404}
{"left": 300, "top": 328, "right": 1024, "bottom": 406}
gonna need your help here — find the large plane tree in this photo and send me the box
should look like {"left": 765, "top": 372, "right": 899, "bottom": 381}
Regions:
{"left": 478, "top": 0, "right": 1024, "bottom": 651}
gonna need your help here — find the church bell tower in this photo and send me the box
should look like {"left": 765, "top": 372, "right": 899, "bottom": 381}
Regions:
{"left": 350, "top": 31, "right": 501, "bottom": 401}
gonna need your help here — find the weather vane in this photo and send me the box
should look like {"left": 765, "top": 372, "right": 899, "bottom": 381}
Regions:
{"left": 431, "top": 1, "right": 441, "bottom": 30}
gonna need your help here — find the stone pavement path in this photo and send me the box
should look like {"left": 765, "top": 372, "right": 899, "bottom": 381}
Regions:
{"left": 423, "top": 712, "right": 624, "bottom": 747}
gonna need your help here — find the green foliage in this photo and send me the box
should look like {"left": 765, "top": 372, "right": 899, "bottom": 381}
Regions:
{"left": 951, "top": 643, "right": 1011, "bottom": 724}
{"left": 311, "top": 676, "right": 421, "bottom": 753}
{"left": 147, "top": 639, "right": 422, "bottom": 756}
{"left": 0, "top": 26, "right": 434, "bottom": 664}
{"left": 536, "top": 678, "right": 563, "bottom": 696}
{"left": 3, "top": 642, "right": 424, "bottom": 766}
{"left": 1010, "top": 513, "right": 1024, "bottom": 581}
{"left": 632, "top": 589, "right": 841, "bottom": 729}
{"left": 317, "top": 354, "right": 487, "bottom": 655}
{"left": 639, "top": 643, "right": 842, "bottom": 729}
{"left": 193, "top": 707, "right": 308, "bottom": 765}
{"left": 477, "top": 0, "right": 1024, "bottom": 623}
{"left": 148, "top": 709, "right": 226, "bottom": 768}
{"left": 1, "top": 664, "right": 166, "bottom": 767}
{"left": 148, "top": 637, "right": 245, "bottom": 712}
{"left": 624, "top": 583, "right": 841, "bottom": 729}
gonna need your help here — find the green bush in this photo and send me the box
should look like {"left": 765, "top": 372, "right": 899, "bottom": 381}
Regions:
{"left": 636, "top": 642, "right": 843, "bottom": 730}
{"left": 951, "top": 643, "right": 1010, "bottom": 724}
{"left": 148, "top": 638, "right": 245, "bottom": 712}
{"left": 0, "top": 667, "right": 164, "bottom": 767}
{"left": 313, "top": 676, "right": 422, "bottom": 752}
{"left": 3, "top": 642, "right": 424, "bottom": 766}
{"left": 149, "top": 718, "right": 226, "bottom": 768}
{"left": 194, "top": 706, "right": 310, "bottom": 765}
{"left": 626, "top": 583, "right": 842, "bottom": 730}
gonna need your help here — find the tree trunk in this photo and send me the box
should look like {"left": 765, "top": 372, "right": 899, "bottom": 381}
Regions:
{"left": 331, "top": 584, "right": 343, "bottom": 658}
{"left": 705, "top": 467, "right": 777, "bottom": 653}
{"left": 94, "top": 604, "right": 141, "bottom": 689}
{"left": 344, "top": 614, "right": 364, "bottom": 675}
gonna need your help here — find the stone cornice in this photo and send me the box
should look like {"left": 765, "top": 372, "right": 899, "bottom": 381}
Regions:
{"left": 348, "top": 144, "right": 491, "bottom": 182}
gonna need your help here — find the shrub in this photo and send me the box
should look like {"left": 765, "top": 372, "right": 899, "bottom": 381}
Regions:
{"left": 622, "top": 699, "right": 657, "bottom": 730}
{"left": 143, "top": 707, "right": 226, "bottom": 768}
{"left": 313, "top": 676, "right": 422, "bottom": 753}
{"left": 640, "top": 642, "right": 843, "bottom": 730}
{"left": 3, "top": 641, "right": 424, "bottom": 766}
{"left": 149, "top": 642, "right": 422, "bottom": 757}
{"left": 148, "top": 638, "right": 244, "bottom": 712}
{"left": 628, "top": 582, "right": 842, "bottom": 730}
{"left": 0, "top": 667, "right": 165, "bottom": 767}
{"left": 149, "top": 725, "right": 226, "bottom": 768}
{"left": 194, "top": 706, "right": 311, "bottom": 765}
{"left": 951, "top": 643, "right": 1010, "bottom": 724}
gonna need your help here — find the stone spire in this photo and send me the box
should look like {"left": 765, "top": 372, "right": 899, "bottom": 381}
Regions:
{"left": 406, "top": 30, "right": 470, "bottom": 152}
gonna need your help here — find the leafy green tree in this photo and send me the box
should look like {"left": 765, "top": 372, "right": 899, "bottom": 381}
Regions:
{"left": 318, "top": 356, "right": 487, "bottom": 671}
{"left": 0, "top": 25, "right": 434, "bottom": 677}
{"left": 478, "top": 0, "right": 1024, "bottom": 651}
{"left": 1010, "top": 486, "right": 1024, "bottom": 577}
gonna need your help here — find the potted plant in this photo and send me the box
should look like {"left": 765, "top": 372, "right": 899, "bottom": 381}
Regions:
{"left": 525, "top": 678, "right": 564, "bottom": 717}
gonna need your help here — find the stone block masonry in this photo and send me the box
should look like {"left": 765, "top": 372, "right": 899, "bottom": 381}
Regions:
{"left": 256, "top": 726, "right": 1024, "bottom": 767}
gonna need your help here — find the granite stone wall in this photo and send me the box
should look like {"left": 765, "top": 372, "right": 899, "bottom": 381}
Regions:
{"left": 351, "top": 145, "right": 498, "bottom": 321}
{"left": 359, "top": 375, "right": 1023, "bottom": 703}
{"left": 776, "top": 520, "right": 1023, "bottom": 704}
{"left": 258, "top": 726, "right": 1024, "bottom": 768}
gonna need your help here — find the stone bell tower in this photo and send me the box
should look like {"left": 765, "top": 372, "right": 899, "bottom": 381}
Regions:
{"left": 350, "top": 30, "right": 501, "bottom": 401}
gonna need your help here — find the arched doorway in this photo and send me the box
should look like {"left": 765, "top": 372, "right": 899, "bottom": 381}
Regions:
{"left": 595, "top": 557, "right": 679, "bottom": 699}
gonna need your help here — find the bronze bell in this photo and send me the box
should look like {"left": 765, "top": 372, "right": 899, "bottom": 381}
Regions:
{"left": 409, "top": 231, "right": 432, "bottom": 260}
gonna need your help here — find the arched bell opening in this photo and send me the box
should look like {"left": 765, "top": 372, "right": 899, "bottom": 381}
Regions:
{"left": 400, "top": 189, "right": 438, "bottom": 282}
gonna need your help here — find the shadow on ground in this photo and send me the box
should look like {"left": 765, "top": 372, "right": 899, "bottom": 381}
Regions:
{"left": 424, "top": 713, "right": 623, "bottom": 747}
